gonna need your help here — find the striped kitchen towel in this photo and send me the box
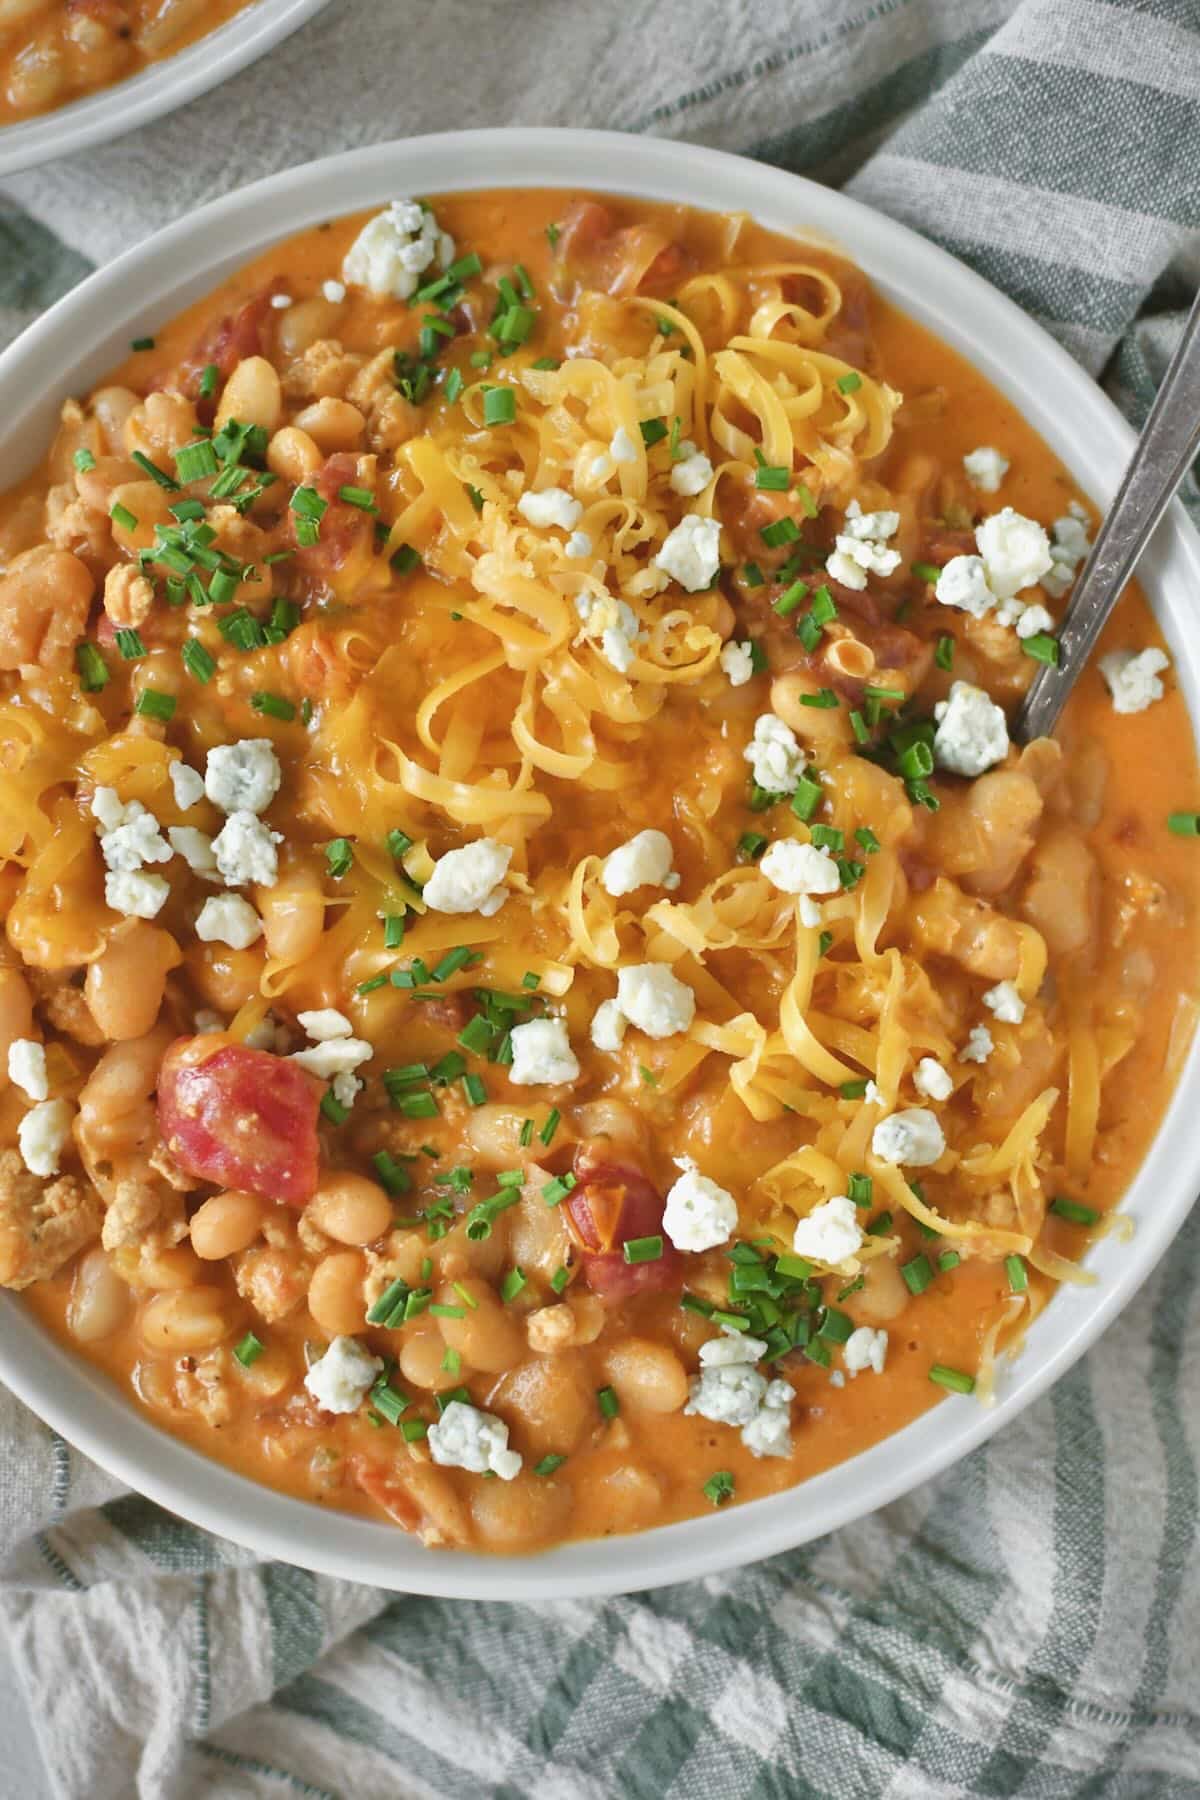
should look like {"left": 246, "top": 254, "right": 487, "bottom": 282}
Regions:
{"left": 1, "top": 2, "right": 1198, "bottom": 1795}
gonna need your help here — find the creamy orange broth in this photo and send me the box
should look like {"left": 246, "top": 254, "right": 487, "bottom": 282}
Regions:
{"left": 2, "top": 190, "right": 1197, "bottom": 1555}
{"left": 0, "top": 0, "right": 258, "bottom": 123}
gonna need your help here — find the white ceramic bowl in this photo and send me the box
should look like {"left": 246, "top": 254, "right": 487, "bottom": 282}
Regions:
{"left": 0, "top": 0, "right": 330, "bottom": 178}
{"left": 1, "top": 129, "right": 1197, "bottom": 1599}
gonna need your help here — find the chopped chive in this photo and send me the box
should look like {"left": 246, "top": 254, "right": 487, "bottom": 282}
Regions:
{"left": 549, "top": 1266, "right": 570, "bottom": 1294}
{"left": 1168, "top": 812, "right": 1200, "bottom": 835}
{"left": 533, "top": 1454, "right": 566, "bottom": 1477}
{"left": 429, "top": 1303, "right": 465, "bottom": 1320}
{"left": 482, "top": 386, "right": 516, "bottom": 426}
{"left": 810, "top": 585, "right": 838, "bottom": 624}
{"left": 1005, "top": 1254, "right": 1028, "bottom": 1294}
{"left": 929, "top": 1363, "right": 975, "bottom": 1395}
{"left": 1049, "top": 1196, "right": 1099, "bottom": 1226}
{"left": 181, "top": 638, "right": 215, "bottom": 683}
{"left": 897, "top": 740, "right": 934, "bottom": 781}
{"left": 530, "top": 355, "right": 560, "bottom": 372}
{"left": 639, "top": 417, "right": 668, "bottom": 447}
{"left": 174, "top": 439, "right": 219, "bottom": 483}
{"left": 795, "top": 612, "right": 822, "bottom": 652}
{"left": 1022, "top": 632, "right": 1059, "bottom": 666}
{"left": 338, "top": 484, "right": 377, "bottom": 512}
{"left": 521, "top": 971, "right": 541, "bottom": 990}
{"left": 73, "top": 447, "right": 96, "bottom": 472}
{"left": 444, "top": 367, "right": 464, "bottom": 404}
{"left": 372, "top": 1152, "right": 412, "bottom": 1196}
{"left": 838, "top": 858, "right": 865, "bottom": 891}
{"left": 233, "top": 1332, "right": 264, "bottom": 1367}
{"left": 199, "top": 363, "right": 218, "bottom": 399}
{"left": 847, "top": 1172, "right": 873, "bottom": 1207}
{"left": 135, "top": 688, "right": 176, "bottom": 722}
{"left": 800, "top": 688, "right": 838, "bottom": 709}
{"left": 546, "top": 222, "right": 561, "bottom": 247}
{"left": 791, "top": 774, "right": 823, "bottom": 821}
{"left": 840, "top": 1078, "right": 869, "bottom": 1100}
{"left": 383, "top": 914, "right": 406, "bottom": 949}
{"left": 386, "top": 827, "right": 413, "bottom": 859}
{"left": 219, "top": 607, "right": 265, "bottom": 651}
{"left": 902, "top": 1254, "right": 934, "bottom": 1295}
{"left": 795, "top": 481, "right": 818, "bottom": 519}
{"left": 760, "top": 517, "right": 801, "bottom": 548}
{"left": 542, "top": 1173, "right": 577, "bottom": 1207}
{"left": 622, "top": 1235, "right": 663, "bottom": 1265}
{"left": 810, "top": 824, "right": 843, "bottom": 852}
{"left": 457, "top": 1014, "right": 494, "bottom": 1055}
{"left": 114, "top": 628, "right": 146, "bottom": 660}
{"left": 130, "top": 335, "right": 155, "bottom": 352}
{"left": 597, "top": 1385, "right": 619, "bottom": 1420}
{"left": 855, "top": 826, "right": 881, "bottom": 854}
{"left": 500, "top": 1267, "right": 527, "bottom": 1304}
{"left": 366, "top": 1278, "right": 410, "bottom": 1325}
{"left": 817, "top": 929, "right": 833, "bottom": 955}
{"left": 518, "top": 1118, "right": 534, "bottom": 1148}
{"left": 320, "top": 1089, "right": 349, "bottom": 1124}
{"left": 440, "top": 1346, "right": 461, "bottom": 1375}
{"left": 773, "top": 579, "right": 808, "bottom": 617}
{"left": 743, "top": 562, "right": 765, "bottom": 589}
{"left": 836, "top": 371, "right": 863, "bottom": 394}
{"left": 400, "top": 1419, "right": 428, "bottom": 1442}
{"left": 390, "top": 543, "right": 422, "bottom": 577}
{"left": 755, "top": 462, "right": 790, "bottom": 491}
{"left": 429, "top": 945, "right": 471, "bottom": 983}
{"left": 818, "top": 1306, "right": 854, "bottom": 1344}
{"left": 110, "top": 501, "right": 138, "bottom": 533}
{"left": 324, "top": 837, "right": 354, "bottom": 878}
{"left": 75, "top": 642, "right": 110, "bottom": 693}
{"left": 935, "top": 633, "right": 955, "bottom": 669}
{"left": 251, "top": 691, "right": 295, "bottom": 721}
{"left": 398, "top": 1091, "right": 439, "bottom": 1120}
{"left": 737, "top": 831, "right": 768, "bottom": 863}
{"left": 938, "top": 1250, "right": 961, "bottom": 1272}
{"left": 462, "top": 1072, "right": 487, "bottom": 1106}
{"left": 536, "top": 1109, "right": 561, "bottom": 1149}
{"left": 702, "top": 1471, "right": 735, "bottom": 1508}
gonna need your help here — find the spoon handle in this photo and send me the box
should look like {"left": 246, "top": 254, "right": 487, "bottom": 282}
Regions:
{"left": 1014, "top": 290, "right": 1200, "bottom": 743}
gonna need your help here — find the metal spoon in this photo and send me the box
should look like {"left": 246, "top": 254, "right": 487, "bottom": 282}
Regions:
{"left": 1014, "top": 289, "right": 1200, "bottom": 743}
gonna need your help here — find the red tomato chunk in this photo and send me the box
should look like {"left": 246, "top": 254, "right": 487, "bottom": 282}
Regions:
{"left": 157, "top": 1037, "right": 320, "bottom": 1205}
{"left": 566, "top": 1149, "right": 682, "bottom": 1301}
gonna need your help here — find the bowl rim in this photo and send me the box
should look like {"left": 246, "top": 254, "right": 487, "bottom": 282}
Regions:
{"left": 0, "top": 0, "right": 332, "bottom": 179}
{"left": 1, "top": 125, "right": 1198, "bottom": 1600}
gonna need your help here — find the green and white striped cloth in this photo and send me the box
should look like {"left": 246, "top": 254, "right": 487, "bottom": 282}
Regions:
{"left": 2, "top": 2, "right": 1198, "bottom": 1794}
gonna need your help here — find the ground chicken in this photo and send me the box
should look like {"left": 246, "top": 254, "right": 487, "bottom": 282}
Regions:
{"left": 35, "top": 978, "right": 108, "bottom": 1047}
{"left": 0, "top": 546, "right": 93, "bottom": 672}
{"left": 44, "top": 484, "right": 110, "bottom": 565}
{"left": 234, "top": 1243, "right": 311, "bottom": 1322}
{"left": 102, "top": 563, "right": 156, "bottom": 628}
{"left": 525, "top": 1298, "right": 605, "bottom": 1353}
{"left": 282, "top": 339, "right": 363, "bottom": 403}
{"left": 0, "top": 1151, "right": 101, "bottom": 1289}
{"left": 101, "top": 1177, "right": 164, "bottom": 1252}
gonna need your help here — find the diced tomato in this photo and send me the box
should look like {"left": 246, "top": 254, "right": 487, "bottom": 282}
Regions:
{"left": 157, "top": 1037, "right": 320, "bottom": 1206}
{"left": 173, "top": 283, "right": 282, "bottom": 409}
{"left": 554, "top": 200, "right": 616, "bottom": 263}
{"left": 630, "top": 236, "right": 693, "bottom": 296}
{"left": 351, "top": 1459, "right": 423, "bottom": 1533}
{"left": 565, "top": 1148, "right": 683, "bottom": 1301}
{"left": 289, "top": 454, "right": 375, "bottom": 582}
